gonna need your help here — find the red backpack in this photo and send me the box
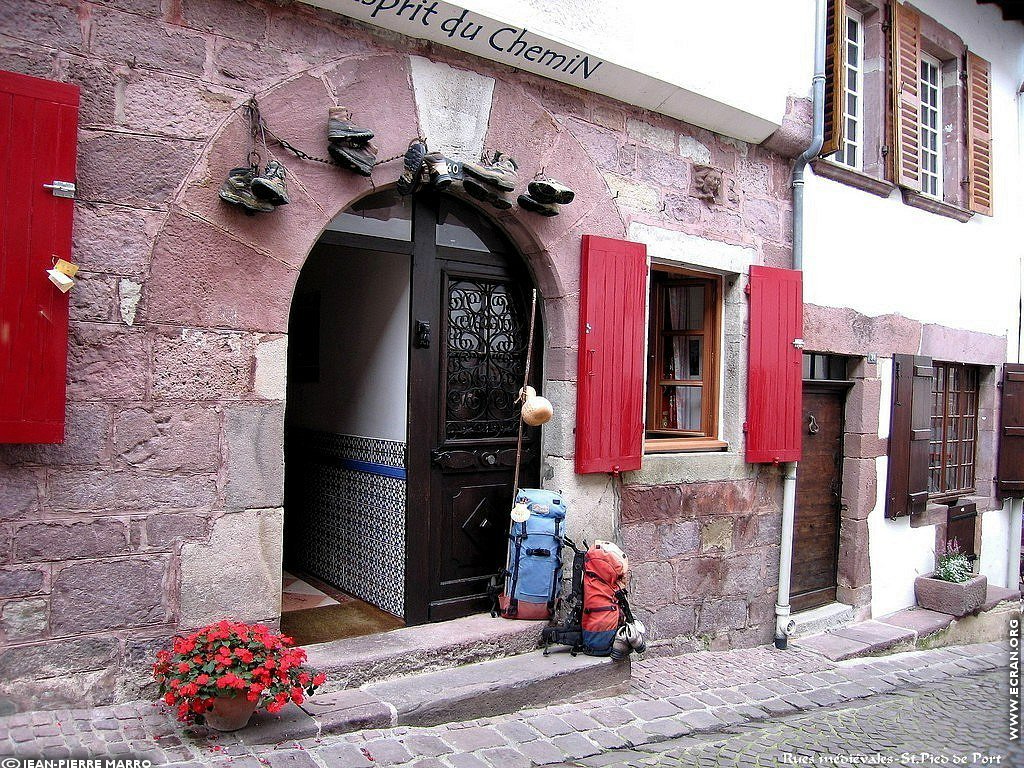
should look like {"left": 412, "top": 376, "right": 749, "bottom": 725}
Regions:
{"left": 581, "top": 542, "right": 628, "bottom": 655}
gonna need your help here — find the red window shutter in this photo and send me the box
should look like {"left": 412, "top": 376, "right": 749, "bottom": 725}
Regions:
{"left": 997, "top": 363, "right": 1024, "bottom": 498}
{"left": 966, "top": 51, "right": 993, "bottom": 216}
{"left": 820, "top": 0, "right": 847, "bottom": 157}
{"left": 885, "top": 354, "right": 933, "bottom": 518}
{"left": 890, "top": 1, "right": 922, "bottom": 188}
{"left": 0, "top": 70, "right": 79, "bottom": 444}
{"left": 575, "top": 235, "right": 647, "bottom": 474}
{"left": 745, "top": 266, "right": 803, "bottom": 464}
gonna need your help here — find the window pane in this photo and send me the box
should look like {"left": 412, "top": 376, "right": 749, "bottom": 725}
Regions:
{"left": 662, "top": 285, "right": 704, "bottom": 331}
{"left": 662, "top": 337, "right": 703, "bottom": 380}
{"left": 657, "top": 386, "right": 702, "bottom": 431}
{"left": 327, "top": 189, "right": 412, "bottom": 240}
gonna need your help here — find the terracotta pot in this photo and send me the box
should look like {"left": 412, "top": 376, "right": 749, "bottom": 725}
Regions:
{"left": 914, "top": 572, "right": 988, "bottom": 617}
{"left": 205, "top": 695, "right": 258, "bottom": 731}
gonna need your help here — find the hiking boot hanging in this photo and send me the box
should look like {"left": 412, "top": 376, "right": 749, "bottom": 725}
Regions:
{"left": 425, "top": 152, "right": 460, "bottom": 189}
{"left": 463, "top": 150, "right": 518, "bottom": 191}
{"left": 528, "top": 176, "right": 574, "bottom": 205}
{"left": 219, "top": 165, "right": 275, "bottom": 214}
{"left": 517, "top": 193, "right": 559, "bottom": 217}
{"left": 397, "top": 138, "right": 428, "bottom": 196}
{"left": 328, "top": 140, "right": 377, "bottom": 176}
{"left": 250, "top": 159, "right": 290, "bottom": 206}
{"left": 327, "top": 106, "right": 374, "bottom": 142}
{"left": 463, "top": 175, "right": 514, "bottom": 210}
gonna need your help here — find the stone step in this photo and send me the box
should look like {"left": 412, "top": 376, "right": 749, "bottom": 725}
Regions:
{"left": 788, "top": 602, "right": 856, "bottom": 638}
{"left": 302, "top": 613, "right": 546, "bottom": 692}
{"left": 364, "top": 647, "right": 631, "bottom": 727}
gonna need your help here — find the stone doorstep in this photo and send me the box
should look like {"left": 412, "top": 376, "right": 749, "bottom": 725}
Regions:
{"left": 788, "top": 602, "right": 856, "bottom": 638}
{"left": 363, "top": 648, "right": 631, "bottom": 727}
{"left": 302, "top": 613, "right": 546, "bottom": 692}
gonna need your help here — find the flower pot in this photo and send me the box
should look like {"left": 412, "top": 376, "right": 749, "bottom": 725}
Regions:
{"left": 205, "top": 695, "right": 258, "bottom": 731}
{"left": 914, "top": 572, "right": 988, "bottom": 617}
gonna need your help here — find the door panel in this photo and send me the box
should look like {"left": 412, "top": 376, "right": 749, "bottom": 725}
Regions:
{"left": 792, "top": 387, "right": 845, "bottom": 612}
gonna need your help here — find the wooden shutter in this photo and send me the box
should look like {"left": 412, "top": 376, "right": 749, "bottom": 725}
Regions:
{"left": 575, "top": 235, "right": 647, "bottom": 474}
{"left": 890, "top": 2, "right": 922, "bottom": 188}
{"left": 966, "top": 51, "right": 993, "bottom": 216}
{"left": 745, "top": 266, "right": 802, "bottom": 464}
{"left": 821, "top": 0, "right": 847, "bottom": 157}
{"left": 0, "top": 71, "right": 79, "bottom": 444}
{"left": 885, "top": 354, "right": 932, "bottom": 518}
{"left": 997, "top": 364, "right": 1024, "bottom": 498}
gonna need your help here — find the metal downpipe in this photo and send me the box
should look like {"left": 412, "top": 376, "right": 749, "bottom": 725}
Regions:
{"left": 775, "top": 462, "right": 799, "bottom": 648}
{"left": 1008, "top": 498, "right": 1023, "bottom": 592}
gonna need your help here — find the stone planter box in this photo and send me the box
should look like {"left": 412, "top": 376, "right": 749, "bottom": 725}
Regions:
{"left": 914, "top": 572, "right": 988, "bottom": 617}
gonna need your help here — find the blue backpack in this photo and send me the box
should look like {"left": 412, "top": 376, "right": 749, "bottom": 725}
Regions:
{"left": 494, "top": 489, "right": 566, "bottom": 620}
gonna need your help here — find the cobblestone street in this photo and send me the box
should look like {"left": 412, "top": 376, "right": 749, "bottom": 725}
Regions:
{"left": 1, "top": 641, "right": 1016, "bottom": 767}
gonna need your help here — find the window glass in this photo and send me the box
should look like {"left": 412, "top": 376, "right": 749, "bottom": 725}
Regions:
{"left": 919, "top": 55, "right": 943, "bottom": 198}
{"left": 436, "top": 196, "right": 508, "bottom": 253}
{"left": 833, "top": 9, "right": 863, "bottom": 170}
{"left": 928, "top": 362, "right": 978, "bottom": 496}
{"left": 326, "top": 189, "right": 412, "bottom": 240}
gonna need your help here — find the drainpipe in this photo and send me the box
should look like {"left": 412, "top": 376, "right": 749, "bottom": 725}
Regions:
{"left": 775, "top": 0, "right": 827, "bottom": 650}
{"left": 1008, "top": 498, "right": 1023, "bottom": 592}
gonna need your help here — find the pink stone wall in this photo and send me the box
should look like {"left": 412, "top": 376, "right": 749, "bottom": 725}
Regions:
{"left": 0, "top": 0, "right": 800, "bottom": 710}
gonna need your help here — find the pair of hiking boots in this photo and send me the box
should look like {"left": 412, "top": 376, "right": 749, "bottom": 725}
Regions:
{"left": 461, "top": 150, "right": 519, "bottom": 210}
{"left": 326, "top": 107, "right": 377, "bottom": 176}
{"left": 518, "top": 177, "right": 574, "bottom": 217}
{"left": 218, "top": 160, "right": 290, "bottom": 214}
{"left": 396, "top": 140, "right": 464, "bottom": 195}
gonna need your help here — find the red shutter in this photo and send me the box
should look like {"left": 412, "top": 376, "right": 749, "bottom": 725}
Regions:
{"left": 997, "top": 363, "right": 1024, "bottom": 498}
{"left": 0, "top": 71, "right": 79, "bottom": 443}
{"left": 575, "top": 235, "right": 647, "bottom": 474}
{"left": 745, "top": 266, "right": 802, "bottom": 464}
{"left": 885, "top": 354, "right": 933, "bottom": 518}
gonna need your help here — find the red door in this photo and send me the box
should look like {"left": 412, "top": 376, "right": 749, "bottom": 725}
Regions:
{"left": 0, "top": 71, "right": 79, "bottom": 443}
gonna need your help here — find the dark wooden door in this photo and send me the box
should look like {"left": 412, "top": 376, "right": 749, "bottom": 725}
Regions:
{"left": 792, "top": 386, "right": 845, "bottom": 612}
{"left": 406, "top": 194, "right": 539, "bottom": 624}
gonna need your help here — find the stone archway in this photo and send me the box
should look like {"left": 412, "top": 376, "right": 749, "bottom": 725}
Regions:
{"left": 141, "top": 52, "right": 627, "bottom": 628}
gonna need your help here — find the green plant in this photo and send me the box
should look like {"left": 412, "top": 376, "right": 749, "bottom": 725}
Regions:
{"left": 153, "top": 620, "right": 326, "bottom": 724}
{"left": 933, "top": 539, "right": 974, "bottom": 584}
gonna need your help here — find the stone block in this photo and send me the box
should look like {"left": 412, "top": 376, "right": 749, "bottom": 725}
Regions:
{"left": 145, "top": 513, "right": 211, "bottom": 549}
{"left": 0, "top": 403, "right": 109, "bottom": 468}
{"left": 0, "top": 568, "right": 45, "bottom": 598}
{"left": 845, "top": 433, "right": 887, "bottom": 459}
{"left": 72, "top": 202, "right": 161, "bottom": 278}
{"left": 0, "top": 469, "right": 40, "bottom": 521}
{"left": 77, "top": 130, "right": 203, "bottom": 206}
{"left": 90, "top": 6, "right": 206, "bottom": 75}
{"left": 145, "top": 214, "right": 296, "bottom": 333}
{"left": 841, "top": 458, "right": 877, "bottom": 520}
{"left": 620, "top": 484, "right": 682, "bottom": 524}
{"left": 122, "top": 73, "right": 237, "bottom": 140}
{"left": 114, "top": 404, "right": 221, "bottom": 472}
{"left": 621, "top": 523, "right": 659, "bottom": 564}
{"left": 650, "top": 603, "right": 696, "bottom": 639}
{"left": 760, "top": 97, "right": 812, "bottom": 158}
{"left": 0, "top": 667, "right": 118, "bottom": 711}
{"left": 753, "top": 514, "right": 781, "bottom": 546}
{"left": 803, "top": 304, "right": 922, "bottom": 358}
{"left": 14, "top": 519, "right": 128, "bottom": 562}
{"left": 181, "top": 0, "right": 267, "bottom": 40}
{"left": 700, "top": 518, "right": 733, "bottom": 553}
{"left": 636, "top": 146, "right": 691, "bottom": 188}
{"left": 837, "top": 518, "right": 870, "bottom": 590}
{"left": 665, "top": 192, "right": 702, "bottom": 225}
{"left": 678, "top": 135, "right": 712, "bottom": 164}
{"left": 562, "top": 117, "right": 621, "bottom": 173}
{"left": 254, "top": 336, "right": 288, "bottom": 401}
{"left": 0, "top": 1, "right": 83, "bottom": 51}
{"left": 51, "top": 557, "right": 169, "bottom": 633}
{"left": 47, "top": 468, "right": 216, "bottom": 512}
{"left": 66, "top": 322, "right": 149, "bottom": 401}
{"left": 731, "top": 515, "right": 759, "bottom": 550}
{"left": 630, "top": 561, "right": 674, "bottom": 608}
{"left": 225, "top": 404, "right": 285, "bottom": 510}
{"left": 267, "top": 12, "right": 373, "bottom": 61}
{"left": 674, "top": 557, "right": 726, "bottom": 599}
{"left": 604, "top": 173, "right": 659, "bottom": 213}
{"left": 696, "top": 599, "right": 748, "bottom": 633}
{"left": 410, "top": 55, "right": 494, "bottom": 161}
{"left": 845, "top": 378, "right": 882, "bottom": 434}
{"left": 0, "top": 41, "right": 57, "bottom": 80}
{"left": 1, "top": 598, "right": 47, "bottom": 642}
{"left": 152, "top": 328, "right": 258, "bottom": 400}
{"left": 722, "top": 552, "right": 768, "bottom": 595}
{"left": 742, "top": 197, "right": 782, "bottom": 241}
{"left": 69, "top": 271, "right": 117, "bottom": 322}
{"left": 179, "top": 508, "right": 283, "bottom": 627}
{"left": 0, "top": 636, "right": 119, "bottom": 680}
{"left": 626, "top": 118, "right": 676, "bottom": 152}
{"left": 658, "top": 520, "right": 699, "bottom": 558}
{"left": 213, "top": 40, "right": 296, "bottom": 92}
{"left": 62, "top": 55, "right": 118, "bottom": 128}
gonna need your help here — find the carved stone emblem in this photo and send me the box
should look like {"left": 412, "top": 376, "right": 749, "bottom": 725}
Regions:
{"left": 692, "top": 165, "right": 723, "bottom": 202}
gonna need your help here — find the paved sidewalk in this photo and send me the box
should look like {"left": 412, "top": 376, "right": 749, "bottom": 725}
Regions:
{"left": 0, "top": 641, "right": 1011, "bottom": 767}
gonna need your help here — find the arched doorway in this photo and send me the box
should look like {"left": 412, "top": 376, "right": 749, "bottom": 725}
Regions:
{"left": 282, "top": 188, "right": 541, "bottom": 642}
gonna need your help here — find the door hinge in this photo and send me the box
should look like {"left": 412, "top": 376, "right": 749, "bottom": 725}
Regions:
{"left": 43, "top": 180, "right": 76, "bottom": 199}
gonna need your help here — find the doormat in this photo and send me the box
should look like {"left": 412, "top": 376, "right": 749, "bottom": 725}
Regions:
{"left": 281, "top": 600, "right": 405, "bottom": 645}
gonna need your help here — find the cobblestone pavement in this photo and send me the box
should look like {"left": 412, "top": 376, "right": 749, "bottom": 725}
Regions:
{"left": 0, "top": 641, "right": 1012, "bottom": 767}
{"left": 552, "top": 667, "right": 1021, "bottom": 767}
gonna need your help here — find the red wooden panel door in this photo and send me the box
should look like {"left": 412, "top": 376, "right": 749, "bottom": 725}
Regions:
{"left": 746, "top": 266, "right": 803, "bottom": 464}
{"left": 0, "top": 71, "right": 79, "bottom": 443}
{"left": 575, "top": 235, "right": 648, "bottom": 474}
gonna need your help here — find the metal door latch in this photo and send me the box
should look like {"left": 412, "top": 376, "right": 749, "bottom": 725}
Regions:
{"left": 43, "top": 180, "right": 76, "bottom": 199}
{"left": 414, "top": 320, "right": 431, "bottom": 348}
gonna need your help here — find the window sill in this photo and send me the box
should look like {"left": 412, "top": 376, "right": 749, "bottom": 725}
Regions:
{"left": 811, "top": 159, "right": 895, "bottom": 198}
{"left": 899, "top": 188, "right": 974, "bottom": 222}
{"left": 644, "top": 438, "right": 728, "bottom": 454}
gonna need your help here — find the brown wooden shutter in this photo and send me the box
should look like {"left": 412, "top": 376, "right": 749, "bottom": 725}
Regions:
{"left": 890, "top": 1, "right": 922, "bottom": 188}
{"left": 886, "top": 354, "right": 933, "bottom": 518}
{"left": 821, "top": 0, "right": 847, "bottom": 157}
{"left": 575, "top": 235, "right": 648, "bottom": 474}
{"left": 997, "top": 364, "right": 1024, "bottom": 498}
{"left": 966, "top": 51, "right": 993, "bottom": 216}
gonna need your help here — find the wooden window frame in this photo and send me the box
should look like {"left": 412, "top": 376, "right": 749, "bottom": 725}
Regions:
{"left": 918, "top": 52, "right": 943, "bottom": 198}
{"left": 928, "top": 361, "right": 979, "bottom": 501}
{"left": 644, "top": 266, "right": 722, "bottom": 448}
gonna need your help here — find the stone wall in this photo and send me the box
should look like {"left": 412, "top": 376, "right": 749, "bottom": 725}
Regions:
{"left": 0, "top": 0, "right": 799, "bottom": 710}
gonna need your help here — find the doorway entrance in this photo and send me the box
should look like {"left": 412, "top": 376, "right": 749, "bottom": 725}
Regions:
{"left": 283, "top": 189, "right": 540, "bottom": 639}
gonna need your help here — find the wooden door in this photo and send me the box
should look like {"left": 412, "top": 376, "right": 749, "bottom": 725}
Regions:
{"left": 406, "top": 194, "right": 540, "bottom": 624}
{"left": 792, "top": 386, "right": 845, "bottom": 612}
